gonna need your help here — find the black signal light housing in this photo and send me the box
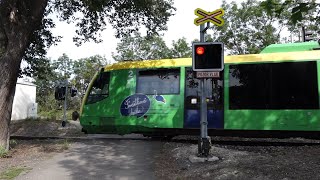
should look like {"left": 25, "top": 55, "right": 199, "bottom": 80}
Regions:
{"left": 192, "top": 42, "right": 224, "bottom": 72}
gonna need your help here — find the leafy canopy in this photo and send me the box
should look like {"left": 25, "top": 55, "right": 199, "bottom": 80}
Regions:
{"left": 112, "top": 33, "right": 191, "bottom": 61}
{"left": 210, "top": 0, "right": 294, "bottom": 55}
{"left": 22, "top": 0, "right": 176, "bottom": 77}
{"left": 260, "top": 0, "right": 320, "bottom": 25}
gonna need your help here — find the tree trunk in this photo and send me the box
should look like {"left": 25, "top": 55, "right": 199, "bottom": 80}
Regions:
{"left": 0, "top": 0, "right": 48, "bottom": 150}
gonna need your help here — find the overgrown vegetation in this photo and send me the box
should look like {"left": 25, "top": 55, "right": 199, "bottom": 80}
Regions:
{"left": 60, "top": 139, "right": 70, "bottom": 150}
{"left": 0, "top": 167, "right": 31, "bottom": 180}
{"left": 34, "top": 55, "right": 106, "bottom": 118}
{"left": 38, "top": 110, "right": 75, "bottom": 121}
{"left": 9, "top": 140, "right": 17, "bottom": 149}
{"left": 0, "top": 140, "right": 18, "bottom": 158}
{"left": 0, "top": 146, "right": 8, "bottom": 158}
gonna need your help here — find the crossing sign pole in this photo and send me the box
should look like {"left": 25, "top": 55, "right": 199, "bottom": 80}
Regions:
{"left": 198, "top": 23, "right": 210, "bottom": 157}
{"left": 194, "top": 8, "right": 224, "bottom": 157}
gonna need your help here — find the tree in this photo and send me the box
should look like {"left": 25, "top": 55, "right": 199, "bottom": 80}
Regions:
{"left": 171, "top": 37, "right": 192, "bottom": 58}
{"left": 112, "top": 33, "right": 192, "bottom": 61}
{"left": 32, "top": 58, "right": 59, "bottom": 113}
{"left": 261, "top": 0, "right": 320, "bottom": 25}
{"left": 72, "top": 55, "right": 108, "bottom": 102}
{"left": 261, "top": 0, "right": 320, "bottom": 41}
{"left": 33, "top": 54, "right": 106, "bottom": 117}
{"left": 112, "top": 32, "right": 173, "bottom": 61}
{"left": 52, "top": 54, "right": 74, "bottom": 80}
{"left": 0, "top": 0, "right": 176, "bottom": 150}
{"left": 210, "top": 0, "right": 291, "bottom": 55}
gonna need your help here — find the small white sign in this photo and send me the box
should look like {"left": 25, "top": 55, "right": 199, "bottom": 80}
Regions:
{"left": 191, "top": 98, "right": 197, "bottom": 104}
{"left": 196, "top": 71, "right": 220, "bottom": 78}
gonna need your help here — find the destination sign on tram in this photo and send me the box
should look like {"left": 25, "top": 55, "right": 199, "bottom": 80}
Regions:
{"left": 196, "top": 71, "right": 220, "bottom": 78}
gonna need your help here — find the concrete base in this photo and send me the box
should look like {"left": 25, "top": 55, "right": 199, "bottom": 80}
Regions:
{"left": 189, "top": 155, "right": 219, "bottom": 163}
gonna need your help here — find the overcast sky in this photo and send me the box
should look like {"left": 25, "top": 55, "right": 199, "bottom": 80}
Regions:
{"left": 46, "top": 0, "right": 236, "bottom": 63}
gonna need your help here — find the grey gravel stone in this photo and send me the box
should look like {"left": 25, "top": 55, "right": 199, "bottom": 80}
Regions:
{"left": 189, "top": 155, "right": 219, "bottom": 163}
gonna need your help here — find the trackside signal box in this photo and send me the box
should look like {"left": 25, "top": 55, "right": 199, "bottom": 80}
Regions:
{"left": 192, "top": 42, "right": 224, "bottom": 71}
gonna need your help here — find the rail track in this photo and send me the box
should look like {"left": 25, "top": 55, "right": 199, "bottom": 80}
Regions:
{"left": 10, "top": 135, "right": 320, "bottom": 147}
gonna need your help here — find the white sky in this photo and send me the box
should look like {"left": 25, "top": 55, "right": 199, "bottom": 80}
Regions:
{"left": 46, "top": 0, "right": 235, "bottom": 63}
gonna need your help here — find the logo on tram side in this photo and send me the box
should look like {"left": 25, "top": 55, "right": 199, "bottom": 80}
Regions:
{"left": 153, "top": 90, "right": 166, "bottom": 104}
{"left": 120, "top": 94, "right": 151, "bottom": 118}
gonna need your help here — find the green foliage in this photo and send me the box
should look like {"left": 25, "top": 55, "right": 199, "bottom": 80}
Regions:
{"left": 60, "top": 139, "right": 70, "bottom": 150}
{"left": 211, "top": 0, "right": 292, "bottom": 55}
{"left": 9, "top": 140, "right": 17, "bottom": 149}
{"left": 112, "top": 33, "right": 192, "bottom": 61}
{"left": 0, "top": 167, "right": 31, "bottom": 180}
{"left": 260, "top": 0, "right": 320, "bottom": 25}
{"left": 17, "top": 0, "right": 176, "bottom": 78}
{"left": 51, "top": 0, "right": 176, "bottom": 45}
{"left": 171, "top": 37, "right": 192, "bottom": 58}
{"left": 52, "top": 54, "right": 74, "bottom": 79}
{"left": 72, "top": 55, "right": 108, "bottom": 96}
{"left": 34, "top": 54, "right": 108, "bottom": 116}
{"left": 112, "top": 32, "right": 172, "bottom": 61}
{"left": 0, "top": 146, "right": 8, "bottom": 158}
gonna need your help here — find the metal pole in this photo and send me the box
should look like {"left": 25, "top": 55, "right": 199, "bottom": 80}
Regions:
{"left": 200, "top": 23, "right": 207, "bottom": 139}
{"left": 200, "top": 24, "right": 205, "bottom": 41}
{"left": 198, "top": 23, "right": 210, "bottom": 157}
{"left": 62, "top": 80, "right": 68, "bottom": 127}
{"left": 200, "top": 79, "right": 207, "bottom": 138}
{"left": 302, "top": 26, "right": 306, "bottom": 42}
{"left": 62, "top": 59, "right": 68, "bottom": 127}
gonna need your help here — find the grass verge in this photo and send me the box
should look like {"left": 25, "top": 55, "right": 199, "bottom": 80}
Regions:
{"left": 60, "top": 139, "right": 70, "bottom": 150}
{"left": 0, "top": 146, "right": 8, "bottom": 158}
{"left": 0, "top": 167, "right": 32, "bottom": 180}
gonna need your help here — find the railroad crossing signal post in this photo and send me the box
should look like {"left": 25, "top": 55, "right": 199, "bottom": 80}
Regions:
{"left": 193, "top": 8, "right": 224, "bottom": 158}
{"left": 62, "top": 80, "right": 68, "bottom": 127}
{"left": 54, "top": 81, "right": 77, "bottom": 127}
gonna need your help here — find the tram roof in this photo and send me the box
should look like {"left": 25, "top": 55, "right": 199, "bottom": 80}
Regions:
{"left": 261, "top": 41, "right": 320, "bottom": 53}
{"left": 105, "top": 42, "right": 320, "bottom": 71}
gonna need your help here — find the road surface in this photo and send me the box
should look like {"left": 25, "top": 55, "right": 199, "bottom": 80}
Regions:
{"left": 16, "top": 138, "right": 162, "bottom": 180}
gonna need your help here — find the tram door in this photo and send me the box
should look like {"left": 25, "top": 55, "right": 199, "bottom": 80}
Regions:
{"left": 184, "top": 68, "right": 224, "bottom": 129}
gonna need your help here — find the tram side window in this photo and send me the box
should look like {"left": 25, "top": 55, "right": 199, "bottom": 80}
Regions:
{"left": 229, "top": 62, "right": 319, "bottom": 109}
{"left": 229, "top": 64, "right": 270, "bottom": 109}
{"left": 137, "top": 69, "right": 180, "bottom": 95}
{"left": 185, "top": 68, "right": 223, "bottom": 110}
{"left": 86, "top": 72, "right": 110, "bottom": 104}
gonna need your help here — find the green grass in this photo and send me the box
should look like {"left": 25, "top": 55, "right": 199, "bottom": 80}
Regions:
{"left": 0, "top": 167, "right": 31, "bottom": 180}
{"left": 0, "top": 146, "right": 8, "bottom": 158}
{"left": 59, "top": 139, "right": 71, "bottom": 150}
{"left": 38, "top": 110, "right": 78, "bottom": 121}
{"left": 9, "top": 140, "right": 17, "bottom": 149}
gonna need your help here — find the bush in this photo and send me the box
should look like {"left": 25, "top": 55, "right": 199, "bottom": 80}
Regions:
{"left": 9, "top": 139, "right": 18, "bottom": 149}
{"left": 39, "top": 110, "right": 78, "bottom": 121}
{"left": 0, "top": 146, "right": 8, "bottom": 158}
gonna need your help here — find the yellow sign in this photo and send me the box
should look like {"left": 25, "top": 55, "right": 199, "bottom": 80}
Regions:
{"left": 194, "top": 8, "right": 225, "bottom": 26}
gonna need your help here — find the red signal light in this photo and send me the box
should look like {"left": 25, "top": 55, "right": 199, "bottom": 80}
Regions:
{"left": 196, "top": 46, "right": 205, "bottom": 55}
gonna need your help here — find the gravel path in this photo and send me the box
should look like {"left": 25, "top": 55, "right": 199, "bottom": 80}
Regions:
{"left": 155, "top": 137, "right": 320, "bottom": 180}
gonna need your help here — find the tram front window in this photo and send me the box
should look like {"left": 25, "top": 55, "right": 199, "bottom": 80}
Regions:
{"left": 86, "top": 72, "right": 110, "bottom": 104}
